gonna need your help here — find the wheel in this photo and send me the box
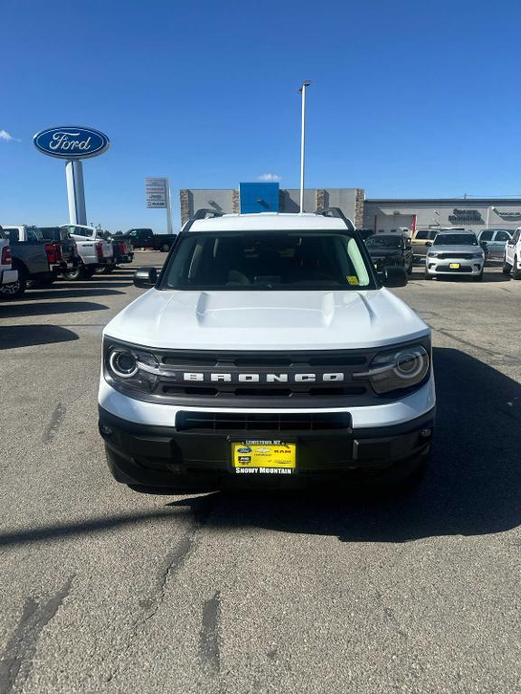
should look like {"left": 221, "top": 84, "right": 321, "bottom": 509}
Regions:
{"left": 63, "top": 265, "right": 87, "bottom": 281}
{"left": 0, "top": 268, "right": 26, "bottom": 300}
{"left": 424, "top": 270, "right": 432, "bottom": 280}
{"left": 512, "top": 256, "right": 521, "bottom": 280}
{"left": 502, "top": 260, "right": 512, "bottom": 274}
{"left": 407, "top": 261, "right": 413, "bottom": 275}
{"left": 100, "top": 264, "right": 115, "bottom": 275}
{"left": 161, "top": 243, "right": 170, "bottom": 252}
{"left": 473, "top": 270, "right": 484, "bottom": 282}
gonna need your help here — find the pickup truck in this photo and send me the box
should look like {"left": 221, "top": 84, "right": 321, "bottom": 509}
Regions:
{"left": 99, "top": 208, "right": 435, "bottom": 494}
{"left": 119, "top": 228, "right": 176, "bottom": 252}
{"left": 60, "top": 224, "right": 115, "bottom": 279}
{"left": 0, "top": 224, "right": 76, "bottom": 292}
{"left": 0, "top": 228, "right": 22, "bottom": 299}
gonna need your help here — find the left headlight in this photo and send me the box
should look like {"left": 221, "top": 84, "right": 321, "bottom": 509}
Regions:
{"left": 104, "top": 338, "right": 160, "bottom": 393}
{"left": 354, "top": 344, "right": 430, "bottom": 395}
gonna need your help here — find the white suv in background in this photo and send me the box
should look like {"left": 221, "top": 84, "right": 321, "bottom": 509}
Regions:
{"left": 503, "top": 228, "right": 521, "bottom": 279}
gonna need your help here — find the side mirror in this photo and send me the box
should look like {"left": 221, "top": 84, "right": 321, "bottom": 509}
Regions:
{"left": 425, "top": 241, "right": 433, "bottom": 247}
{"left": 133, "top": 266, "right": 158, "bottom": 288}
{"left": 381, "top": 266, "right": 408, "bottom": 288}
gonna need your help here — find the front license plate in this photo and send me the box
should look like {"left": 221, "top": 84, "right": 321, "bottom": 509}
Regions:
{"left": 449, "top": 263, "right": 461, "bottom": 269}
{"left": 232, "top": 440, "right": 296, "bottom": 475}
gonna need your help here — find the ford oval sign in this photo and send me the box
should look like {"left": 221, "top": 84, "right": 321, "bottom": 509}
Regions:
{"left": 33, "top": 126, "right": 110, "bottom": 160}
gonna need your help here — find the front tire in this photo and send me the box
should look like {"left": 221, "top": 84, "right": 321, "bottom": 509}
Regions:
{"left": 502, "top": 260, "right": 512, "bottom": 274}
{"left": 473, "top": 270, "right": 484, "bottom": 282}
{"left": 99, "top": 264, "right": 115, "bottom": 275}
{"left": 161, "top": 243, "right": 170, "bottom": 252}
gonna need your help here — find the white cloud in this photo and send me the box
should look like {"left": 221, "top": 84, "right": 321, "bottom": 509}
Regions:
{"left": 0, "top": 129, "right": 20, "bottom": 142}
{"left": 257, "top": 172, "right": 281, "bottom": 182}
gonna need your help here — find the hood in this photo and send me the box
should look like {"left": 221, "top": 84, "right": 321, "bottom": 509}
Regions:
{"left": 104, "top": 289, "right": 429, "bottom": 351}
{"left": 430, "top": 245, "right": 482, "bottom": 254}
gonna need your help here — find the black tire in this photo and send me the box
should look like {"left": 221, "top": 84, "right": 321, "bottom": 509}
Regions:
{"left": 473, "top": 271, "right": 484, "bottom": 282}
{"left": 424, "top": 271, "right": 431, "bottom": 280}
{"left": 99, "top": 264, "right": 115, "bottom": 275}
{"left": 502, "top": 260, "right": 512, "bottom": 274}
{"left": 63, "top": 265, "right": 87, "bottom": 281}
{"left": 0, "top": 268, "right": 26, "bottom": 300}
{"left": 512, "top": 256, "right": 521, "bottom": 280}
{"left": 161, "top": 243, "right": 170, "bottom": 252}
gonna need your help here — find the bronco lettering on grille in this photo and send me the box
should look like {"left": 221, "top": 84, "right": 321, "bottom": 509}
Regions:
{"left": 179, "top": 372, "right": 345, "bottom": 384}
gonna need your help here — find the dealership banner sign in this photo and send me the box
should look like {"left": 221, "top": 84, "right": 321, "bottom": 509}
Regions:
{"left": 145, "top": 177, "right": 169, "bottom": 208}
{"left": 33, "top": 126, "right": 110, "bottom": 159}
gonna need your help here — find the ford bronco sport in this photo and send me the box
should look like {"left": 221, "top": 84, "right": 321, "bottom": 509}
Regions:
{"left": 99, "top": 209, "right": 435, "bottom": 491}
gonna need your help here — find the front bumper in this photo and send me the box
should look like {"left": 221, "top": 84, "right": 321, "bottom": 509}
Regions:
{"left": 0, "top": 269, "right": 18, "bottom": 285}
{"left": 99, "top": 407, "right": 434, "bottom": 485}
{"left": 426, "top": 257, "right": 484, "bottom": 276}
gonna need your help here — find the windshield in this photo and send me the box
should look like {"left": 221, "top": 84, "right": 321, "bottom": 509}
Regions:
{"left": 434, "top": 233, "right": 478, "bottom": 246}
{"left": 366, "top": 236, "right": 402, "bottom": 249}
{"left": 161, "top": 231, "right": 374, "bottom": 291}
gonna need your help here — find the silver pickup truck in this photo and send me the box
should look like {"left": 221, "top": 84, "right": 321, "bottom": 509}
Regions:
{"left": 0, "top": 225, "right": 76, "bottom": 296}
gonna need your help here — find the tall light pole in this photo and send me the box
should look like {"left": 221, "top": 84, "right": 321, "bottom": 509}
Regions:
{"left": 299, "top": 80, "right": 311, "bottom": 213}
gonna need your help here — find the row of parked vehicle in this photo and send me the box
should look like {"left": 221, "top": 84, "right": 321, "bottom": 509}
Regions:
{"left": 0, "top": 224, "right": 135, "bottom": 300}
{"left": 362, "top": 226, "right": 521, "bottom": 282}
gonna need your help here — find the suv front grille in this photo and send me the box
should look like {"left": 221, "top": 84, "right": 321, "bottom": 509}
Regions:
{"left": 147, "top": 349, "right": 373, "bottom": 407}
{"left": 176, "top": 411, "right": 352, "bottom": 432}
{"left": 436, "top": 252, "right": 475, "bottom": 260}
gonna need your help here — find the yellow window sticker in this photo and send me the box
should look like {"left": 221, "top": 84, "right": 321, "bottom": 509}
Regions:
{"left": 346, "top": 275, "right": 359, "bottom": 285}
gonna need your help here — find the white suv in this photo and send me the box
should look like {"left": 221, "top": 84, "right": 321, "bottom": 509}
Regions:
{"left": 98, "top": 210, "right": 435, "bottom": 492}
{"left": 503, "top": 228, "right": 521, "bottom": 279}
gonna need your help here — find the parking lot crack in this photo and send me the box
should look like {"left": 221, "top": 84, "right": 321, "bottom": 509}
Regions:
{"left": 0, "top": 575, "right": 74, "bottom": 694}
{"left": 42, "top": 402, "right": 67, "bottom": 443}
{"left": 199, "top": 591, "right": 221, "bottom": 674}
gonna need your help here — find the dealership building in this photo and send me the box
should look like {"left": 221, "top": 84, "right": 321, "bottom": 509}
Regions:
{"left": 179, "top": 184, "right": 521, "bottom": 233}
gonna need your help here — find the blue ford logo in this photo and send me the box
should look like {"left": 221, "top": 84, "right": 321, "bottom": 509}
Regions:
{"left": 33, "top": 126, "right": 110, "bottom": 160}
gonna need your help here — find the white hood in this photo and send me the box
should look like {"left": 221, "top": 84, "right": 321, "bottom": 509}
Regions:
{"left": 104, "top": 288, "right": 429, "bottom": 351}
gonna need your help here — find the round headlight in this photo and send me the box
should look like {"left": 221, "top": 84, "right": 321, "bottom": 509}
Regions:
{"left": 394, "top": 350, "right": 427, "bottom": 379}
{"left": 355, "top": 344, "right": 430, "bottom": 394}
{"left": 109, "top": 350, "right": 138, "bottom": 378}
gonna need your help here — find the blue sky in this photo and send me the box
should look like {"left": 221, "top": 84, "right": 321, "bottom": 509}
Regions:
{"left": 2, "top": 0, "right": 521, "bottom": 231}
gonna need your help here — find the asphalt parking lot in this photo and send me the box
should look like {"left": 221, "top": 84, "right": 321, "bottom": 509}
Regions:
{"left": 0, "top": 252, "right": 520, "bottom": 694}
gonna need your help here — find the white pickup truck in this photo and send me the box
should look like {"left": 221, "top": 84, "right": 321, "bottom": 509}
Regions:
{"left": 0, "top": 229, "right": 20, "bottom": 298}
{"left": 503, "top": 227, "right": 521, "bottom": 279}
{"left": 60, "top": 224, "right": 115, "bottom": 279}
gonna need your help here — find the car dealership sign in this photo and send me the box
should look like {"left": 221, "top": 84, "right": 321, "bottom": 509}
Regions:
{"left": 33, "top": 126, "right": 110, "bottom": 159}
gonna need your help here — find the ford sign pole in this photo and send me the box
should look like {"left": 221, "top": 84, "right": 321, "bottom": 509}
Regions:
{"left": 33, "top": 127, "right": 110, "bottom": 226}
{"left": 65, "top": 160, "right": 87, "bottom": 225}
{"left": 298, "top": 81, "right": 311, "bottom": 214}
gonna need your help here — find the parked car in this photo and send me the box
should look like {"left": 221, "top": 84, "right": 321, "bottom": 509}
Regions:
{"left": 60, "top": 224, "right": 115, "bottom": 278}
{"left": 0, "top": 226, "right": 22, "bottom": 299}
{"left": 97, "top": 231, "right": 134, "bottom": 267}
{"left": 503, "top": 227, "right": 521, "bottom": 279}
{"left": 411, "top": 229, "right": 439, "bottom": 261}
{"left": 0, "top": 224, "right": 76, "bottom": 293}
{"left": 121, "top": 228, "right": 177, "bottom": 252}
{"left": 99, "top": 208, "right": 435, "bottom": 494}
{"left": 40, "top": 227, "right": 80, "bottom": 274}
{"left": 425, "top": 231, "right": 485, "bottom": 281}
{"left": 365, "top": 234, "right": 413, "bottom": 275}
{"left": 478, "top": 229, "right": 512, "bottom": 262}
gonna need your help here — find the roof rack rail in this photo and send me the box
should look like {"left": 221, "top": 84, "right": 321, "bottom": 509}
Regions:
{"left": 314, "top": 207, "right": 356, "bottom": 232}
{"left": 183, "top": 208, "right": 224, "bottom": 232}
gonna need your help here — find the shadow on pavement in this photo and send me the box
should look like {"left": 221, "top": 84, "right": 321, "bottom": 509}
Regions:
{"left": 18, "top": 288, "right": 124, "bottom": 300}
{"left": 0, "top": 348, "right": 519, "bottom": 548}
{"left": 0, "top": 325, "right": 79, "bottom": 350}
{"left": 0, "top": 301, "right": 108, "bottom": 318}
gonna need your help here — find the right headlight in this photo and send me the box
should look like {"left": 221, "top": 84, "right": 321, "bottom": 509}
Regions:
{"left": 354, "top": 344, "right": 430, "bottom": 395}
